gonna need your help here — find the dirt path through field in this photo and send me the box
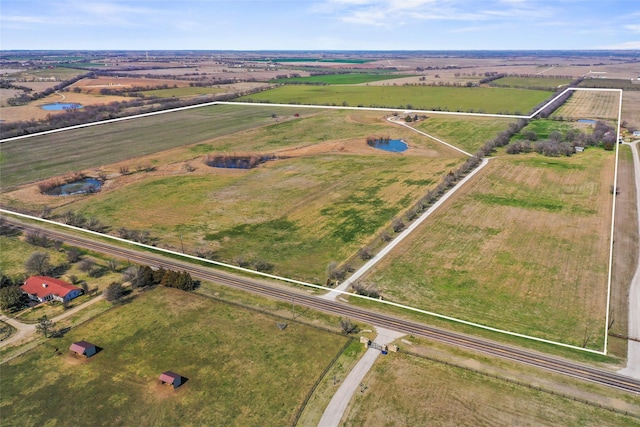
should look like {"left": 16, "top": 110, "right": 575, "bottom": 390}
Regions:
{"left": 619, "top": 141, "right": 640, "bottom": 379}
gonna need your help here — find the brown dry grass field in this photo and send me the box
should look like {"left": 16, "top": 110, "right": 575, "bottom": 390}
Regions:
{"left": 341, "top": 352, "right": 640, "bottom": 426}
{"left": 553, "top": 90, "right": 621, "bottom": 121}
{"left": 72, "top": 76, "right": 192, "bottom": 94}
{"left": 360, "top": 149, "right": 615, "bottom": 349}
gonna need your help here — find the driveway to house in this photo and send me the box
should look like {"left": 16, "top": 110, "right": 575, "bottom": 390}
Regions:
{"left": 0, "top": 294, "right": 104, "bottom": 349}
{"left": 318, "top": 327, "right": 404, "bottom": 427}
{"left": 620, "top": 140, "right": 640, "bottom": 379}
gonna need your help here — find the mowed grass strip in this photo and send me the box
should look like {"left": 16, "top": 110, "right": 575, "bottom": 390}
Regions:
{"left": 362, "top": 150, "right": 614, "bottom": 348}
{"left": 553, "top": 90, "right": 620, "bottom": 121}
{"left": 271, "top": 73, "right": 414, "bottom": 85}
{"left": 343, "top": 353, "right": 639, "bottom": 426}
{"left": 0, "top": 104, "right": 322, "bottom": 188}
{"left": 239, "top": 85, "right": 552, "bottom": 114}
{"left": 413, "top": 115, "right": 515, "bottom": 153}
{"left": 0, "top": 287, "right": 350, "bottom": 426}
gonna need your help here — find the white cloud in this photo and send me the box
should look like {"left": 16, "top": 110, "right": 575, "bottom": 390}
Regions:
{"left": 600, "top": 40, "right": 640, "bottom": 49}
{"left": 625, "top": 24, "right": 640, "bottom": 33}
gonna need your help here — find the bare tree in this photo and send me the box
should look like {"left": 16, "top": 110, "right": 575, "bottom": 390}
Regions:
{"left": 78, "top": 258, "right": 95, "bottom": 273}
{"left": 340, "top": 318, "right": 358, "bottom": 334}
{"left": 25, "top": 252, "right": 51, "bottom": 275}
{"left": 35, "top": 315, "right": 54, "bottom": 338}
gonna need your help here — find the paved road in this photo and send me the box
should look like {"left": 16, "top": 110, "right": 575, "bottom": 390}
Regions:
{"left": 318, "top": 328, "right": 404, "bottom": 427}
{"left": 620, "top": 141, "right": 640, "bottom": 379}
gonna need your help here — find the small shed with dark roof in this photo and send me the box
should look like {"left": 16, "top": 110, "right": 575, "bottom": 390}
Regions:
{"left": 159, "top": 371, "right": 183, "bottom": 388}
{"left": 69, "top": 341, "right": 97, "bottom": 357}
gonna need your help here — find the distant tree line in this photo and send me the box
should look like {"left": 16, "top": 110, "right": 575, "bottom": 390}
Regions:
{"left": 4, "top": 72, "right": 95, "bottom": 106}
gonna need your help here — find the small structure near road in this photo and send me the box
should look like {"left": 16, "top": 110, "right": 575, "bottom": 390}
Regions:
{"left": 69, "top": 341, "right": 98, "bottom": 358}
{"left": 159, "top": 371, "right": 184, "bottom": 389}
{"left": 360, "top": 336, "right": 399, "bottom": 354}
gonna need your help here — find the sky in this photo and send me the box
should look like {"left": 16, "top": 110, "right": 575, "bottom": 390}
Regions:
{"left": 1, "top": 0, "right": 639, "bottom": 51}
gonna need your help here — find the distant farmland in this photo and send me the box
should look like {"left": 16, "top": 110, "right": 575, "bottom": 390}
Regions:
{"left": 491, "top": 76, "right": 572, "bottom": 89}
{"left": 271, "top": 73, "right": 414, "bottom": 85}
{"left": 240, "top": 85, "right": 552, "bottom": 114}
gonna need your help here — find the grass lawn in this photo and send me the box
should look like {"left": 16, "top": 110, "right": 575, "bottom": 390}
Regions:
{"left": 492, "top": 76, "right": 573, "bottom": 89}
{"left": 512, "top": 118, "right": 574, "bottom": 140}
{"left": 239, "top": 85, "right": 552, "bottom": 115}
{"left": 0, "top": 235, "right": 67, "bottom": 278}
{"left": 342, "top": 353, "right": 639, "bottom": 426}
{"left": 0, "top": 104, "right": 322, "bottom": 189}
{"left": 271, "top": 73, "right": 414, "bottom": 85}
{"left": 361, "top": 149, "right": 614, "bottom": 349}
{"left": 0, "top": 287, "right": 350, "bottom": 426}
{"left": 413, "top": 115, "right": 516, "bottom": 153}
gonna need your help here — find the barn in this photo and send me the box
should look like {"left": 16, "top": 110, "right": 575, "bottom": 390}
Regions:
{"left": 69, "top": 341, "right": 98, "bottom": 357}
{"left": 159, "top": 371, "right": 183, "bottom": 388}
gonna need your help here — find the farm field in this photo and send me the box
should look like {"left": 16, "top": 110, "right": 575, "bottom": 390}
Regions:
{"left": 0, "top": 104, "right": 323, "bottom": 188}
{"left": 140, "top": 86, "right": 227, "bottom": 98}
{"left": 553, "top": 90, "right": 621, "bottom": 121}
{"left": 491, "top": 76, "right": 572, "bottom": 89}
{"left": 413, "top": 115, "right": 515, "bottom": 153}
{"left": 1, "top": 108, "right": 465, "bottom": 282}
{"left": 73, "top": 76, "right": 192, "bottom": 94}
{"left": 271, "top": 73, "right": 414, "bottom": 85}
{"left": 0, "top": 287, "right": 350, "bottom": 426}
{"left": 342, "top": 352, "right": 640, "bottom": 426}
{"left": 239, "top": 85, "right": 552, "bottom": 115}
{"left": 359, "top": 150, "right": 615, "bottom": 349}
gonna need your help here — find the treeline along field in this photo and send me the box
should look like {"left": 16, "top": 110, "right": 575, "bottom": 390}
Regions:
{"left": 239, "top": 85, "right": 553, "bottom": 114}
{"left": 360, "top": 149, "right": 614, "bottom": 349}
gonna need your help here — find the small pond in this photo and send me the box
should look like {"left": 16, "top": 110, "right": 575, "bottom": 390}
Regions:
{"left": 577, "top": 119, "right": 596, "bottom": 124}
{"left": 41, "top": 103, "right": 83, "bottom": 111}
{"left": 369, "top": 139, "right": 408, "bottom": 153}
{"left": 53, "top": 178, "right": 102, "bottom": 196}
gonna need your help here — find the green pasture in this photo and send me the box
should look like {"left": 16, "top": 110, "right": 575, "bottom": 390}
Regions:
{"left": 362, "top": 150, "right": 614, "bottom": 349}
{"left": 0, "top": 287, "right": 350, "bottom": 426}
{"left": 239, "top": 85, "right": 552, "bottom": 114}
{"left": 512, "top": 119, "right": 574, "bottom": 140}
{"left": 491, "top": 76, "right": 572, "bottom": 89}
{"left": 414, "top": 115, "right": 515, "bottom": 153}
{"left": 141, "top": 86, "right": 227, "bottom": 98}
{"left": 271, "top": 73, "right": 413, "bottom": 85}
{"left": 0, "top": 236, "right": 66, "bottom": 278}
{"left": 0, "top": 104, "right": 322, "bottom": 188}
{"left": 344, "top": 353, "right": 639, "bottom": 426}
{"left": 68, "top": 153, "right": 461, "bottom": 283}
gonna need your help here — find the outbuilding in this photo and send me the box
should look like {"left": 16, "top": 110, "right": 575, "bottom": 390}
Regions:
{"left": 159, "top": 371, "right": 183, "bottom": 388}
{"left": 69, "top": 341, "right": 98, "bottom": 358}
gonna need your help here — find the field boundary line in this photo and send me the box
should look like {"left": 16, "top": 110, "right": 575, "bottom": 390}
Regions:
{"left": 0, "top": 204, "right": 605, "bottom": 355}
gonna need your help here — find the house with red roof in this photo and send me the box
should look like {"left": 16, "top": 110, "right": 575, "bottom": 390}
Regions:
{"left": 21, "top": 276, "right": 83, "bottom": 303}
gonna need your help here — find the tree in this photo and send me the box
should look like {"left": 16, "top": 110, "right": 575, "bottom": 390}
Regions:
{"left": 340, "top": 318, "right": 358, "bottom": 334}
{"left": 0, "top": 286, "right": 25, "bottom": 311}
{"left": 78, "top": 258, "right": 95, "bottom": 273}
{"left": 25, "top": 252, "right": 50, "bottom": 275}
{"left": 36, "top": 315, "right": 54, "bottom": 338}
{"left": 66, "top": 248, "right": 81, "bottom": 263}
{"left": 103, "top": 282, "right": 124, "bottom": 304}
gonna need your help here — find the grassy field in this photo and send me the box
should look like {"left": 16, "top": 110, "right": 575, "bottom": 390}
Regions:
{"left": 271, "top": 74, "right": 413, "bottom": 85}
{"left": 239, "top": 85, "right": 552, "bottom": 115}
{"left": 512, "top": 118, "right": 574, "bottom": 140}
{"left": 342, "top": 352, "right": 639, "bottom": 426}
{"left": 553, "top": 90, "right": 620, "bottom": 121}
{"left": 360, "top": 150, "right": 614, "bottom": 349}
{"left": 138, "top": 86, "right": 227, "bottom": 98}
{"left": 491, "top": 76, "right": 572, "bottom": 89}
{"left": 413, "top": 115, "right": 515, "bottom": 153}
{"left": 3, "top": 109, "right": 464, "bottom": 282}
{"left": 0, "top": 287, "right": 350, "bottom": 426}
{"left": 0, "top": 104, "right": 322, "bottom": 188}
{"left": 0, "top": 236, "right": 66, "bottom": 278}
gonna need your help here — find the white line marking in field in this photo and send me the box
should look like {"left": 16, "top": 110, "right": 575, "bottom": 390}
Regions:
{"left": 0, "top": 87, "right": 623, "bottom": 355}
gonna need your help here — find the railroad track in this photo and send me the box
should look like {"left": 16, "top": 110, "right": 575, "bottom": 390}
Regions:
{"left": 5, "top": 218, "right": 640, "bottom": 394}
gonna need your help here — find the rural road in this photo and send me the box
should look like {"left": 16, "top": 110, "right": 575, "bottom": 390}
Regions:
{"left": 620, "top": 140, "right": 640, "bottom": 380}
{"left": 318, "top": 327, "right": 404, "bottom": 427}
{"left": 0, "top": 293, "right": 104, "bottom": 350}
